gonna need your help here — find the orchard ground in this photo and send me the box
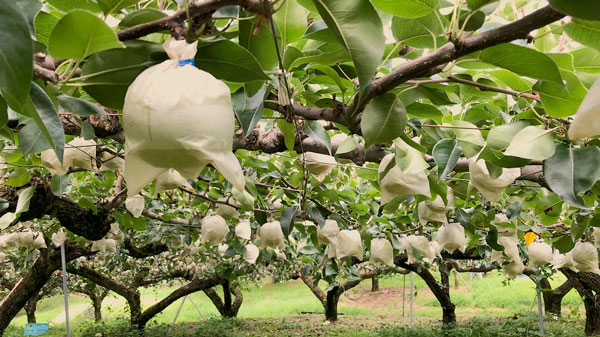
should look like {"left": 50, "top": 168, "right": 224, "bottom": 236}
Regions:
{"left": 5, "top": 272, "right": 586, "bottom": 336}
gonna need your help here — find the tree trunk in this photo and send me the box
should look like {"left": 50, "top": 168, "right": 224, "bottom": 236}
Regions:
{"left": 204, "top": 281, "right": 243, "bottom": 318}
{"left": 542, "top": 278, "right": 573, "bottom": 317}
{"left": 561, "top": 269, "right": 600, "bottom": 336}
{"left": 371, "top": 277, "right": 379, "bottom": 292}
{"left": 325, "top": 287, "right": 340, "bottom": 322}
{"left": 438, "top": 262, "right": 457, "bottom": 324}
{"left": 24, "top": 303, "right": 37, "bottom": 324}
{"left": 396, "top": 258, "right": 456, "bottom": 325}
{"left": 0, "top": 244, "right": 88, "bottom": 336}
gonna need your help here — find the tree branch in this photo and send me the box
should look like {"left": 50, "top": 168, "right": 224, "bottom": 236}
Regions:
{"left": 346, "top": 5, "right": 564, "bottom": 114}
{"left": 116, "top": 0, "right": 266, "bottom": 41}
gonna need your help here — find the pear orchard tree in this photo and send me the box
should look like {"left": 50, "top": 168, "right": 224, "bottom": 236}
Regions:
{"left": 1, "top": 0, "right": 600, "bottom": 335}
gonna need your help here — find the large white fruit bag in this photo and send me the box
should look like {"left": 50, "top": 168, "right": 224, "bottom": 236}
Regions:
{"left": 528, "top": 241, "right": 553, "bottom": 266}
{"left": 568, "top": 78, "right": 600, "bottom": 140}
{"left": 436, "top": 222, "right": 466, "bottom": 253}
{"left": 369, "top": 237, "right": 394, "bottom": 267}
{"left": 571, "top": 241, "right": 600, "bottom": 274}
{"left": 336, "top": 229, "right": 363, "bottom": 260}
{"left": 468, "top": 157, "right": 520, "bottom": 202}
{"left": 317, "top": 219, "right": 339, "bottom": 245}
{"left": 378, "top": 153, "right": 431, "bottom": 204}
{"left": 122, "top": 38, "right": 245, "bottom": 196}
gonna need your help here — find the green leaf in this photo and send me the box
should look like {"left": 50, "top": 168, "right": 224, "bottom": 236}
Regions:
{"left": 486, "top": 121, "right": 528, "bottom": 150}
{"left": 273, "top": 0, "right": 308, "bottom": 45}
{"left": 196, "top": 40, "right": 269, "bottom": 82}
{"left": 361, "top": 94, "right": 407, "bottom": 148}
{"left": 553, "top": 235, "right": 575, "bottom": 254}
{"left": 16, "top": 186, "right": 35, "bottom": 214}
{"left": 6, "top": 168, "right": 32, "bottom": 187}
{"left": 280, "top": 207, "right": 298, "bottom": 237}
{"left": 432, "top": 138, "right": 462, "bottom": 182}
{"left": 405, "top": 102, "right": 443, "bottom": 123}
{"left": 118, "top": 8, "right": 167, "bottom": 27}
{"left": 34, "top": 12, "right": 60, "bottom": 46}
{"left": 0, "top": 96, "right": 6, "bottom": 127}
{"left": 81, "top": 122, "right": 96, "bottom": 140}
{"left": 489, "top": 70, "right": 532, "bottom": 92}
{"left": 534, "top": 70, "right": 588, "bottom": 118}
{"left": 543, "top": 144, "right": 600, "bottom": 209}
{"left": 81, "top": 42, "right": 162, "bottom": 109}
{"left": 132, "top": 216, "right": 146, "bottom": 231}
{"left": 49, "top": 10, "right": 125, "bottom": 60}
{"left": 303, "top": 21, "right": 338, "bottom": 43}
{"left": 51, "top": 174, "right": 70, "bottom": 196}
{"left": 78, "top": 196, "right": 98, "bottom": 214}
{"left": 506, "top": 200, "right": 521, "bottom": 220}
{"left": 312, "top": 0, "right": 385, "bottom": 91}
{"left": 391, "top": 13, "right": 445, "bottom": 49}
{"left": 446, "top": 120, "right": 483, "bottom": 158}
{"left": 466, "top": 0, "right": 497, "bottom": 11}
{"left": 18, "top": 122, "right": 51, "bottom": 156}
{"left": 372, "top": 0, "right": 439, "bottom": 18}
{"left": 572, "top": 47, "right": 600, "bottom": 74}
{"left": 283, "top": 46, "right": 304, "bottom": 70}
{"left": 15, "top": 0, "right": 42, "bottom": 38}
{"left": 399, "top": 132, "right": 427, "bottom": 153}
{"left": 277, "top": 119, "right": 297, "bottom": 151}
{"left": 239, "top": 13, "right": 279, "bottom": 71}
{"left": 504, "top": 126, "right": 555, "bottom": 161}
{"left": 476, "top": 43, "right": 562, "bottom": 83}
{"left": 336, "top": 136, "right": 357, "bottom": 155}
{"left": 303, "top": 120, "right": 332, "bottom": 155}
{"left": 232, "top": 86, "right": 267, "bottom": 136}
{"left": 288, "top": 49, "right": 349, "bottom": 70}
{"left": 308, "top": 64, "right": 346, "bottom": 94}
{"left": 549, "top": 0, "right": 600, "bottom": 21}
{"left": 57, "top": 95, "right": 104, "bottom": 117}
{"left": 0, "top": 1, "right": 33, "bottom": 111}
{"left": 97, "top": 0, "right": 139, "bottom": 16}
{"left": 26, "top": 82, "right": 65, "bottom": 163}
{"left": 46, "top": 0, "right": 101, "bottom": 13}
{"left": 485, "top": 228, "right": 503, "bottom": 251}
{"left": 565, "top": 19, "right": 600, "bottom": 51}
{"left": 0, "top": 213, "right": 17, "bottom": 230}
{"left": 395, "top": 138, "right": 428, "bottom": 175}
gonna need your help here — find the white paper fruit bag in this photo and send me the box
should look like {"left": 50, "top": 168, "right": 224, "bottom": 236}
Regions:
{"left": 528, "top": 242, "right": 553, "bottom": 266}
{"left": 258, "top": 221, "right": 284, "bottom": 249}
{"left": 42, "top": 138, "right": 97, "bottom": 175}
{"left": 436, "top": 223, "right": 466, "bottom": 253}
{"left": 317, "top": 219, "right": 339, "bottom": 245}
{"left": 235, "top": 220, "right": 251, "bottom": 241}
{"left": 304, "top": 152, "right": 337, "bottom": 182}
{"left": 568, "top": 78, "right": 600, "bottom": 140}
{"left": 468, "top": 157, "right": 520, "bottom": 202}
{"left": 571, "top": 242, "right": 600, "bottom": 274}
{"left": 123, "top": 38, "right": 245, "bottom": 196}
{"left": 378, "top": 153, "right": 431, "bottom": 204}
{"left": 369, "top": 237, "right": 394, "bottom": 267}
{"left": 201, "top": 215, "right": 229, "bottom": 245}
{"left": 244, "top": 243, "right": 259, "bottom": 264}
{"left": 155, "top": 169, "right": 192, "bottom": 194}
{"left": 336, "top": 229, "right": 363, "bottom": 260}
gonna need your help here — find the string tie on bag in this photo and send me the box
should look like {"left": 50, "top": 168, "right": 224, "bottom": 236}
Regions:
{"left": 178, "top": 59, "right": 195, "bottom": 67}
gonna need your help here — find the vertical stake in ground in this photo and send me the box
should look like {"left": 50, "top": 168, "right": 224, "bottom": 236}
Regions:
{"left": 172, "top": 296, "right": 187, "bottom": 326}
{"left": 60, "top": 243, "right": 71, "bottom": 337}
{"left": 409, "top": 272, "right": 414, "bottom": 328}
{"left": 537, "top": 282, "right": 545, "bottom": 336}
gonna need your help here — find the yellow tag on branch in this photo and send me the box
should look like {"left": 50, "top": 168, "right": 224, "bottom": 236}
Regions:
{"left": 524, "top": 231, "right": 537, "bottom": 247}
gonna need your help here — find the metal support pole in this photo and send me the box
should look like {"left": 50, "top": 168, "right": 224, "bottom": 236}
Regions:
{"left": 409, "top": 272, "right": 414, "bottom": 328}
{"left": 402, "top": 274, "right": 406, "bottom": 318}
{"left": 187, "top": 296, "right": 206, "bottom": 320}
{"left": 60, "top": 244, "right": 71, "bottom": 337}
{"left": 172, "top": 296, "right": 187, "bottom": 326}
{"left": 537, "top": 288, "right": 545, "bottom": 336}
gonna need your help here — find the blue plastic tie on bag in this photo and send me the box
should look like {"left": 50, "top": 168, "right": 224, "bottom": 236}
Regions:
{"left": 178, "top": 59, "right": 195, "bottom": 67}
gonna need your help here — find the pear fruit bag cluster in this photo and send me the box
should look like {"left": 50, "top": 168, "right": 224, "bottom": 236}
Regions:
{"left": 123, "top": 38, "right": 245, "bottom": 196}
